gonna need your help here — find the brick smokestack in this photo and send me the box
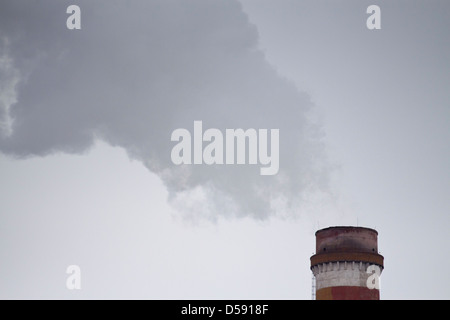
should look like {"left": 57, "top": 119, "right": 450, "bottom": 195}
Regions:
{"left": 310, "top": 226, "right": 384, "bottom": 300}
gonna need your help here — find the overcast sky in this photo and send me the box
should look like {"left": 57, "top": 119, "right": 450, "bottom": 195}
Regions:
{"left": 0, "top": 0, "right": 449, "bottom": 299}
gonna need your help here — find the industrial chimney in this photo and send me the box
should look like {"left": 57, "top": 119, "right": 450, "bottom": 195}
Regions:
{"left": 310, "top": 226, "right": 384, "bottom": 300}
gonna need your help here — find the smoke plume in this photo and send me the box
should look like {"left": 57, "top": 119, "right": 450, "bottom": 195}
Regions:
{"left": 0, "top": 0, "right": 330, "bottom": 220}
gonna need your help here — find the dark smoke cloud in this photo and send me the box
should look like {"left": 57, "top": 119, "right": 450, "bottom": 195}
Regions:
{"left": 0, "top": 0, "right": 331, "bottom": 219}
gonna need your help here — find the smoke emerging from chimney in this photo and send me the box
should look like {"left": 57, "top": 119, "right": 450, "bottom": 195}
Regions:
{"left": 0, "top": 0, "right": 332, "bottom": 220}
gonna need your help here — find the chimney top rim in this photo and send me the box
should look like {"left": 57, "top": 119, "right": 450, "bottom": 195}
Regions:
{"left": 315, "top": 226, "right": 378, "bottom": 236}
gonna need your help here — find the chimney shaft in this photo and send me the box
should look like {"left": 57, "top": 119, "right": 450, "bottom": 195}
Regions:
{"left": 311, "top": 226, "right": 384, "bottom": 300}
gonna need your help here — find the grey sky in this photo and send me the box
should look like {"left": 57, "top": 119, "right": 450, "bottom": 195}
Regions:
{"left": 0, "top": 0, "right": 449, "bottom": 299}
{"left": 239, "top": 0, "right": 450, "bottom": 299}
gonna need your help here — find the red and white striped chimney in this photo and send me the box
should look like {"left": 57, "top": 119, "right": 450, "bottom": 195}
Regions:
{"left": 311, "top": 226, "right": 384, "bottom": 300}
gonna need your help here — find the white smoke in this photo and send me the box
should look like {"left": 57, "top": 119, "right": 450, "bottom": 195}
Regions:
{"left": 0, "top": 37, "right": 18, "bottom": 137}
{"left": 0, "top": 0, "right": 332, "bottom": 219}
